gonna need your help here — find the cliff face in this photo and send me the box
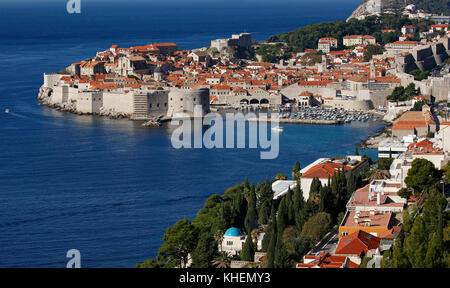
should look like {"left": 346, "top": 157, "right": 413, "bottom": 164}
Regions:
{"left": 348, "top": 0, "right": 449, "bottom": 20}
{"left": 347, "top": 0, "right": 404, "bottom": 21}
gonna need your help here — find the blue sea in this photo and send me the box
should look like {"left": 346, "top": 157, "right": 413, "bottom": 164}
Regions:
{"left": 0, "top": 0, "right": 381, "bottom": 267}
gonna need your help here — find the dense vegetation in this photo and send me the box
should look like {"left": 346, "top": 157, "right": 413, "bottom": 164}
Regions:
{"left": 363, "top": 45, "right": 385, "bottom": 62}
{"left": 380, "top": 159, "right": 449, "bottom": 268}
{"left": 409, "top": 69, "right": 431, "bottom": 81}
{"left": 387, "top": 83, "right": 420, "bottom": 102}
{"left": 136, "top": 160, "right": 365, "bottom": 268}
{"left": 410, "top": 0, "right": 450, "bottom": 15}
{"left": 265, "top": 14, "right": 427, "bottom": 54}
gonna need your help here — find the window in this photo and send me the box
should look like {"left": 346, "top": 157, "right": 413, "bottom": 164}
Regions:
{"left": 226, "top": 241, "right": 233, "bottom": 246}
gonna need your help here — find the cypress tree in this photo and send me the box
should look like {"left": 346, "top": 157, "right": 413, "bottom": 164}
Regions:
{"left": 245, "top": 185, "right": 257, "bottom": 233}
{"left": 274, "top": 236, "right": 292, "bottom": 268}
{"left": 309, "top": 177, "right": 322, "bottom": 201}
{"left": 293, "top": 180, "right": 305, "bottom": 231}
{"left": 392, "top": 238, "right": 410, "bottom": 268}
{"left": 264, "top": 204, "right": 277, "bottom": 268}
{"left": 292, "top": 160, "right": 301, "bottom": 179}
{"left": 424, "top": 232, "right": 445, "bottom": 268}
{"left": 277, "top": 197, "right": 288, "bottom": 239}
{"left": 346, "top": 172, "right": 357, "bottom": 199}
{"left": 258, "top": 200, "right": 271, "bottom": 225}
{"left": 240, "top": 234, "right": 255, "bottom": 262}
{"left": 261, "top": 203, "right": 276, "bottom": 251}
{"left": 285, "top": 188, "right": 294, "bottom": 225}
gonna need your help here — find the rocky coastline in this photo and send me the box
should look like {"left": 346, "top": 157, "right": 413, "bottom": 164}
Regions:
{"left": 360, "top": 123, "right": 392, "bottom": 149}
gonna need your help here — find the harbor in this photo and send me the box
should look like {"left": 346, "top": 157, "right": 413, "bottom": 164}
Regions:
{"left": 243, "top": 105, "right": 380, "bottom": 125}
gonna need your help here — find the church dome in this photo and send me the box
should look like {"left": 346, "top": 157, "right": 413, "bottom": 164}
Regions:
{"left": 224, "top": 227, "right": 243, "bottom": 237}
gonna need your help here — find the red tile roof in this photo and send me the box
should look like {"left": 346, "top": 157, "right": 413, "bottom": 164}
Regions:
{"left": 335, "top": 230, "right": 380, "bottom": 256}
{"left": 301, "top": 161, "right": 350, "bottom": 179}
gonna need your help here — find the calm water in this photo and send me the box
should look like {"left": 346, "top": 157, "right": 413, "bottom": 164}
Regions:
{"left": 0, "top": 0, "right": 381, "bottom": 267}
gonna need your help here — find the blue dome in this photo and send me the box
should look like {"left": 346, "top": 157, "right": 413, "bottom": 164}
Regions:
{"left": 224, "top": 227, "right": 243, "bottom": 237}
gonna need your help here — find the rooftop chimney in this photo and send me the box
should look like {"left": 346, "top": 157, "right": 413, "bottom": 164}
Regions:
{"left": 377, "top": 192, "right": 381, "bottom": 205}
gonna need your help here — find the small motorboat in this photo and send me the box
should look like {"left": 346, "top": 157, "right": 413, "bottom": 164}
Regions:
{"left": 5, "top": 109, "right": 10, "bottom": 113}
{"left": 272, "top": 126, "right": 284, "bottom": 132}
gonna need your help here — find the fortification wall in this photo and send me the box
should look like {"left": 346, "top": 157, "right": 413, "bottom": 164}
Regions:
{"left": 102, "top": 92, "right": 134, "bottom": 115}
{"left": 167, "top": 88, "right": 210, "bottom": 118}
{"left": 281, "top": 83, "right": 337, "bottom": 100}
{"left": 43, "top": 73, "right": 63, "bottom": 88}
{"left": 323, "top": 99, "right": 374, "bottom": 111}
{"left": 147, "top": 90, "right": 169, "bottom": 117}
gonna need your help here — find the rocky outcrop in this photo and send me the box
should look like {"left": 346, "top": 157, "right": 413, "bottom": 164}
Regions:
{"left": 347, "top": 0, "right": 404, "bottom": 21}
{"left": 347, "top": 0, "right": 381, "bottom": 21}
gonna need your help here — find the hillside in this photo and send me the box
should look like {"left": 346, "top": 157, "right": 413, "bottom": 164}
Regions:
{"left": 348, "top": 0, "right": 449, "bottom": 20}
{"left": 263, "top": 14, "right": 424, "bottom": 56}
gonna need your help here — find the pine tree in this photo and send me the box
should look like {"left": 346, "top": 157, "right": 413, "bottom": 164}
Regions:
{"left": 240, "top": 234, "right": 255, "bottom": 262}
{"left": 191, "top": 233, "right": 218, "bottom": 268}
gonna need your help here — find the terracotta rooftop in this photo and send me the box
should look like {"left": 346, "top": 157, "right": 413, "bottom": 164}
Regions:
{"left": 335, "top": 230, "right": 380, "bottom": 256}
{"left": 341, "top": 210, "right": 393, "bottom": 228}
{"left": 301, "top": 161, "right": 350, "bottom": 179}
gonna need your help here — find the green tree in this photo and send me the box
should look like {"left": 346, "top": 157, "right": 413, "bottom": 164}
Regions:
{"left": 405, "top": 217, "right": 427, "bottom": 268}
{"left": 157, "top": 218, "right": 198, "bottom": 268}
{"left": 245, "top": 184, "right": 258, "bottom": 234}
{"left": 264, "top": 208, "right": 277, "bottom": 268}
{"left": 424, "top": 232, "right": 445, "bottom": 268}
{"left": 293, "top": 180, "right": 306, "bottom": 231}
{"left": 135, "top": 259, "right": 167, "bottom": 268}
{"left": 262, "top": 204, "right": 276, "bottom": 252}
{"left": 240, "top": 234, "right": 256, "bottom": 262}
{"left": 300, "top": 212, "right": 333, "bottom": 242}
{"left": 191, "top": 233, "right": 218, "bottom": 268}
{"left": 404, "top": 158, "right": 442, "bottom": 194}
{"left": 277, "top": 196, "right": 289, "bottom": 239}
{"left": 392, "top": 239, "right": 410, "bottom": 268}
{"left": 292, "top": 160, "right": 301, "bottom": 179}
{"left": 309, "top": 177, "right": 322, "bottom": 201}
{"left": 274, "top": 236, "right": 292, "bottom": 268}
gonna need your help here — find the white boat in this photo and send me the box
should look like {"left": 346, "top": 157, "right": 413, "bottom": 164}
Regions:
{"left": 5, "top": 109, "right": 9, "bottom": 113}
{"left": 272, "top": 126, "right": 284, "bottom": 132}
